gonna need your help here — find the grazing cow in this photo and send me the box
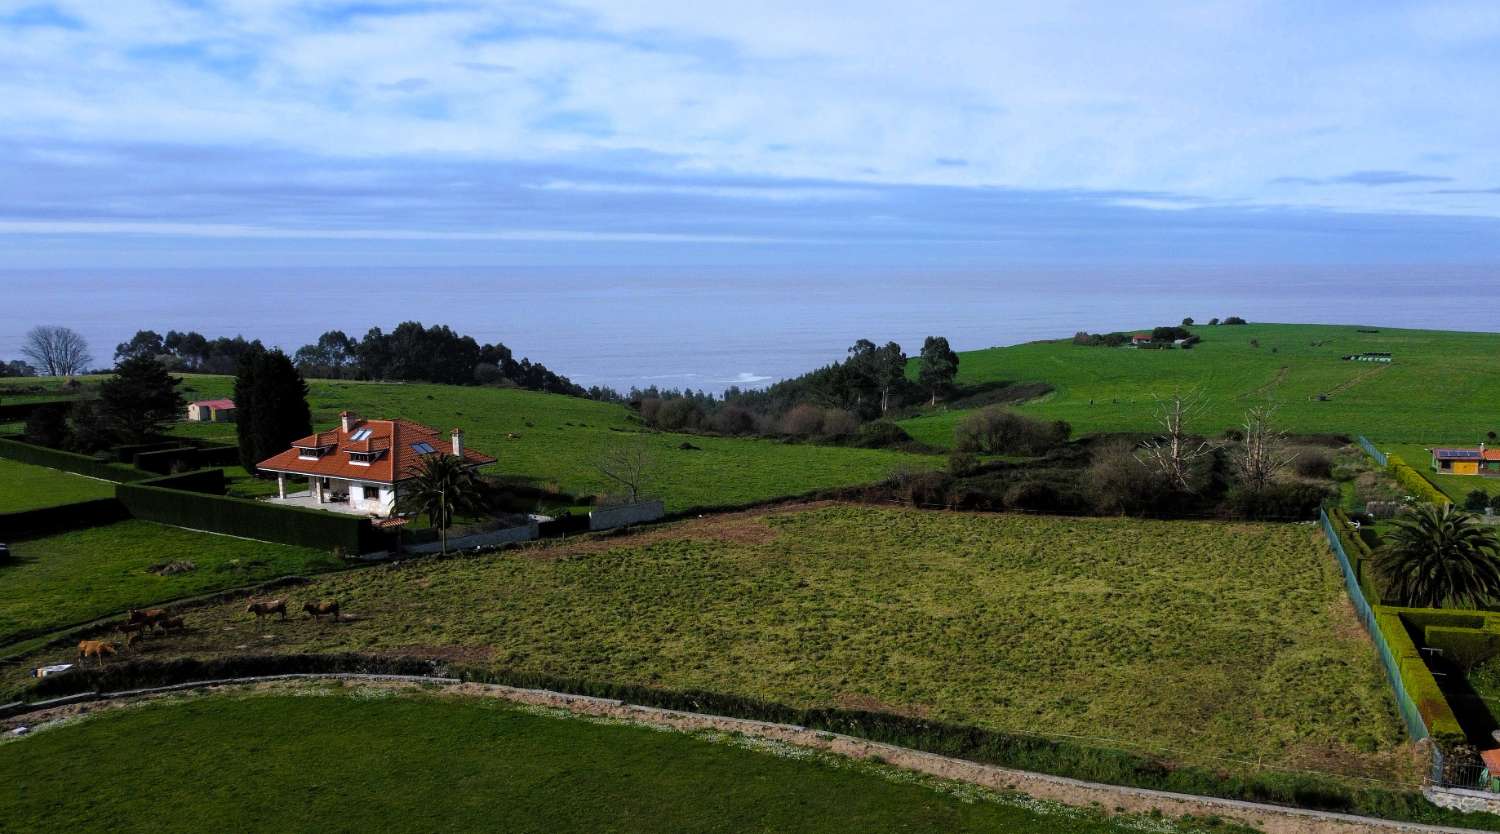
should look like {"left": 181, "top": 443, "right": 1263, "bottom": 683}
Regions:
{"left": 302, "top": 600, "right": 340, "bottom": 622}
{"left": 118, "top": 620, "right": 149, "bottom": 647}
{"left": 77, "top": 640, "right": 117, "bottom": 665}
{"left": 245, "top": 599, "right": 287, "bottom": 620}
{"left": 127, "top": 608, "right": 167, "bottom": 628}
{"left": 160, "top": 615, "right": 187, "bottom": 632}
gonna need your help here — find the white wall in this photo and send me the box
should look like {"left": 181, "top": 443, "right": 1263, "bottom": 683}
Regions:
{"left": 588, "top": 500, "right": 666, "bottom": 531}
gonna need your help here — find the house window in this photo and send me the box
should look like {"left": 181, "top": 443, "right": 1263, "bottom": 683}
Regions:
{"left": 362, "top": 486, "right": 380, "bottom": 501}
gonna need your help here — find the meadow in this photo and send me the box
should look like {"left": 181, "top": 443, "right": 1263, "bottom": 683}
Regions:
{"left": 167, "top": 375, "right": 934, "bottom": 511}
{"left": 0, "top": 686, "right": 1246, "bottom": 834}
{"left": 46, "top": 503, "right": 1408, "bottom": 779}
{"left": 900, "top": 324, "right": 1500, "bottom": 449}
{"left": 0, "top": 458, "right": 115, "bottom": 512}
{"left": 0, "top": 520, "right": 339, "bottom": 648}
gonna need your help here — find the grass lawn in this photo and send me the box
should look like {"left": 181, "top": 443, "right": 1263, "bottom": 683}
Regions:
{"left": 900, "top": 324, "right": 1500, "bottom": 449}
{"left": 0, "top": 520, "right": 340, "bottom": 648}
{"left": 0, "top": 458, "right": 115, "bottom": 512}
{"left": 56, "top": 504, "right": 1408, "bottom": 779}
{"left": 166, "top": 374, "right": 933, "bottom": 511}
{"left": 1382, "top": 443, "right": 1500, "bottom": 504}
{"left": 0, "top": 686, "right": 1241, "bottom": 834}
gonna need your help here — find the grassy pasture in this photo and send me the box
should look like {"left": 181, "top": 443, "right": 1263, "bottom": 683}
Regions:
{"left": 0, "top": 458, "right": 115, "bottom": 512}
{"left": 55, "top": 504, "right": 1408, "bottom": 779}
{"left": 165, "top": 374, "right": 932, "bottom": 511}
{"left": 0, "top": 686, "right": 1242, "bottom": 834}
{"left": 900, "top": 324, "right": 1500, "bottom": 449}
{"left": 0, "top": 520, "right": 338, "bottom": 648}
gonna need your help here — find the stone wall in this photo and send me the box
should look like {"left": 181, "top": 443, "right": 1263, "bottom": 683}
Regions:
{"left": 1425, "top": 785, "right": 1500, "bottom": 814}
{"left": 406, "top": 522, "right": 539, "bottom": 554}
{"left": 588, "top": 500, "right": 666, "bottom": 531}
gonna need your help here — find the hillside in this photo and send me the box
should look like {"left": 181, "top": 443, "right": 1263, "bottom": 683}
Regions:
{"left": 900, "top": 323, "right": 1500, "bottom": 449}
{"left": 165, "top": 375, "right": 931, "bottom": 511}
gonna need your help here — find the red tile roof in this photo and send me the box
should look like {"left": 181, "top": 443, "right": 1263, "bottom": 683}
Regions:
{"left": 190, "top": 399, "right": 236, "bottom": 409}
{"left": 257, "top": 417, "right": 495, "bottom": 483}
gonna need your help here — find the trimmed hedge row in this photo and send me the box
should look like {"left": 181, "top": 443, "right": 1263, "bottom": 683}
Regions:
{"left": 0, "top": 436, "right": 153, "bottom": 482}
{"left": 21, "top": 652, "right": 1497, "bottom": 829}
{"left": 0, "top": 498, "right": 128, "bottom": 539}
{"left": 1386, "top": 454, "right": 1450, "bottom": 506}
{"left": 1376, "top": 607, "right": 1466, "bottom": 746}
{"left": 1327, "top": 506, "right": 1384, "bottom": 604}
{"left": 115, "top": 483, "right": 383, "bottom": 553}
{"left": 139, "top": 467, "right": 227, "bottom": 495}
{"left": 132, "top": 444, "right": 238, "bottom": 474}
{"left": 0, "top": 399, "right": 74, "bottom": 423}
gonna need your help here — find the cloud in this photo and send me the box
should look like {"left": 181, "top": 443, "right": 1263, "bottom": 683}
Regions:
{"left": 1272, "top": 170, "right": 1455, "bottom": 187}
{"left": 2, "top": 4, "right": 84, "bottom": 30}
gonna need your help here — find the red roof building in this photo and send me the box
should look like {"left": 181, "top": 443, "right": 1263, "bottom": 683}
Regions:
{"left": 257, "top": 411, "right": 495, "bottom": 516}
{"left": 186, "top": 399, "right": 236, "bottom": 422}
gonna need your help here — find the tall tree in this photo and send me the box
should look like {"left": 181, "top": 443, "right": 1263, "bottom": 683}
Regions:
{"left": 1234, "top": 404, "right": 1295, "bottom": 491}
{"left": 1136, "top": 392, "right": 1213, "bottom": 492}
{"left": 22, "top": 325, "right": 92, "bottom": 376}
{"left": 917, "top": 336, "right": 960, "bottom": 406}
{"left": 114, "top": 330, "right": 165, "bottom": 362}
{"left": 398, "top": 453, "right": 486, "bottom": 555}
{"left": 98, "top": 356, "right": 185, "bottom": 444}
{"left": 234, "top": 348, "right": 312, "bottom": 471}
{"left": 1376, "top": 504, "right": 1500, "bottom": 609}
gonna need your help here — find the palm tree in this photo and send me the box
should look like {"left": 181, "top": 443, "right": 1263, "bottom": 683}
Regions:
{"left": 1374, "top": 503, "right": 1500, "bottom": 609}
{"left": 398, "top": 453, "right": 487, "bottom": 555}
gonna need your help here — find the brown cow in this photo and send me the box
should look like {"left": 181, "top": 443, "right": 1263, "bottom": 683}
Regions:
{"left": 302, "top": 600, "right": 340, "bottom": 622}
{"left": 127, "top": 608, "right": 167, "bottom": 627}
{"left": 77, "top": 640, "right": 117, "bottom": 666}
{"left": 118, "top": 620, "right": 149, "bottom": 647}
{"left": 245, "top": 599, "right": 287, "bottom": 620}
{"left": 160, "top": 615, "right": 187, "bottom": 632}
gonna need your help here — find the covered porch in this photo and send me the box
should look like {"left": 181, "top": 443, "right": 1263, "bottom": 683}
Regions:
{"left": 267, "top": 474, "right": 398, "bottom": 517}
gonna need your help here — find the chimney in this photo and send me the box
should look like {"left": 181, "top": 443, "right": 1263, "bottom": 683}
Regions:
{"left": 340, "top": 411, "right": 355, "bottom": 433}
{"left": 451, "top": 428, "right": 464, "bottom": 457}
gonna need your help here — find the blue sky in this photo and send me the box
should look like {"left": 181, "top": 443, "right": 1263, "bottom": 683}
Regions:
{"left": 3, "top": 0, "right": 1500, "bottom": 266}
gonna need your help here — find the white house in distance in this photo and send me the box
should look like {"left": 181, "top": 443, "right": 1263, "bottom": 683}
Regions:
{"left": 186, "top": 398, "right": 236, "bottom": 422}
{"left": 256, "top": 411, "right": 495, "bottom": 517}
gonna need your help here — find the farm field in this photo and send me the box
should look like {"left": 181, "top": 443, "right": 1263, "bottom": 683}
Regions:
{"left": 165, "top": 375, "right": 933, "bottom": 511}
{"left": 40, "top": 503, "right": 1409, "bottom": 779}
{"left": 0, "top": 458, "right": 115, "bottom": 512}
{"left": 0, "top": 686, "right": 1240, "bottom": 834}
{"left": 900, "top": 324, "right": 1500, "bottom": 449}
{"left": 0, "top": 520, "right": 339, "bottom": 649}
{"left": 1383, "top": 443, "right": 1500, "bottom": 503}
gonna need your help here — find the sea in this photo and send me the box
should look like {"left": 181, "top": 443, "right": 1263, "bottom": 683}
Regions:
{"left": 1, "top": 264, "right": 1495, "bottom": 394}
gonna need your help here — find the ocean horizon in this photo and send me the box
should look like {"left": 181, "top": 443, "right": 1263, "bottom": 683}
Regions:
{"left": 3, "top": 263, "right": 1496, "bottom": 394}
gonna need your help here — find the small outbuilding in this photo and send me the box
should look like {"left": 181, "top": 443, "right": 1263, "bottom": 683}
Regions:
{"left": 1431, "top": 444, "right": 1500, "bottom": 477}
{"left": 186, "top": 399, "right": 236, "bottom": 422}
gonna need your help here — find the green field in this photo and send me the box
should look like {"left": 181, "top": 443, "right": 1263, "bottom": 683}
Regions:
{"left": 901, "top": 324, "right": 1500, "bottom": 449}
{"left": 0, "top": 458, "right": 115, "bottom": 512}
{"left": 0, "top": 686, "right": 1245, "bottom": 834}
{"left": 43, "top": 504, "right": 1406, "bottom": 778}
{"left": 166, "top": 375, "right": 932, "bottom": 511}
{"left": 0, "top": 520, "right": 339, "bottom": 647}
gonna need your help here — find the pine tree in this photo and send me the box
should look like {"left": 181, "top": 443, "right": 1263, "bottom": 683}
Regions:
{"left": 98, "top": 355, "right": 184, "bottom": 444}
{"left": 235, "top": 348, "right": 312, "bottom": 471}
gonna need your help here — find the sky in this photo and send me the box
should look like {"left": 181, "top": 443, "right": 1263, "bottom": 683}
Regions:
{"left": 3, "top": 0, "right": 1500, "bottom": 266}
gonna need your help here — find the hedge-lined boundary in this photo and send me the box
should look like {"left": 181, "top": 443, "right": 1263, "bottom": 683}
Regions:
{"left": 132, "top": 444, "right": 238, "bottom": 475}
{"left": 0, "top": 399, "right": 74, "bottom": 423}
{"left": 1385, "top": 454, "right": 1451, "bottom": 506}
{"left": 0, "top": 498, "right": 128, "bottom": 540}
{"left": 138, "top": 467, "right": 227, "bottom": 495}
{"left": 1375, "top": 607, "right": 1465, "bottom": 746}
{"left": 0, "top": 436, "right": 152, "bottom": 482}
{"left": 114, "top": 482, "right": 381, "bottom": 553}
{"left": 1326, "top": 506, "right": 1383, "bottom": 604}
{"left": 16, "top": 652, "right": 1492, "bottom": 828}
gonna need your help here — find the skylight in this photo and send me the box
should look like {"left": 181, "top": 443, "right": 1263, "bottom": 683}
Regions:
{"left": 412, "top": 441, "right": 435, "bottom": 454}
{"left": 350, "top": 428, "right": 372, "bottom": 441}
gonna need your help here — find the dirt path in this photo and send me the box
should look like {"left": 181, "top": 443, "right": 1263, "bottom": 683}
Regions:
{"left": 4, "top": 675, "right": 1484, "bottom": 834}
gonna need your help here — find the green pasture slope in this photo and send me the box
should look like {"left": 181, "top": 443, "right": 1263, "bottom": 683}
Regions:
{"left": 167, "top": 375, "right": 932, "bottom": 511}
{"left": 901, "top": 323, "right": 1500, "bottom": 449}
{"left": 0, "top": 688, "right": 1244, "bottom": 834}
{"left": 0, "top": 458, "right": 115, "bottom": 512}
{"left": 38, "top": 504, "right": 1406, "bottom": 780}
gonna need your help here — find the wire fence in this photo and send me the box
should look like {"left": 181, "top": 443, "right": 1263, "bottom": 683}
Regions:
{"left": 1357, "top": 435, "right": 1388, "bottom": 468}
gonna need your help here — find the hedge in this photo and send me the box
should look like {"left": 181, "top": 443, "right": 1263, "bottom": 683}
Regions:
{"left": 0, "top": 399, "right": 74, "bottom": 423}
{"left": 20, "top": 653, "right": 1500, "bottom": 829}
{"left": 1376, "top": 607, "right": 1466, "bottom": 746}
{"left": 1327, "top": 506, "right": 1385, "bottom": 604}
{"left": 115, "top": 482, "right": 383, "bottom": 553}
{"left": 0, "top": 436, "right": 153, "bottom": 483}
{"left": 1386, "top": 454, "right": 1450, "bottom": 506}
{"left": 0, "top": 498, "right": 128, "bottom": 539}
{"left": 139, "top": 468, "right": 227, "bottom": 495}
{"left": 1424, "top": 625, "right": 1500, "bottom": 670}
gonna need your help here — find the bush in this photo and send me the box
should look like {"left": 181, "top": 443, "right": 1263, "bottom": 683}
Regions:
{"left": 654, "top": 398, "right": 705, "bottom": 431}
{"left": 853, "top": 420, "right": 912, "bottom": 449}
{"left": 1293, "top": 451, "right": 1334, "bottom": 480}
{"left": 819, "top": 409, "right": 860, "bottom": 439}
{"left": 1466, "top": 489, "right": 1493, "bottom": 513}
{"left": 1386, "top": 454, "right": 1450, "bottom": 506}
{"left": 22, "top": 403, "right": 68, "bottom": 448}
{"left": 780, "top": 404, "right": 825, "bottom": 437}
{"left": 1085, "top": 441, "right": 1172, "bottom": 515}
{"left": 955, "top": 407, "right": 1070, "bottom": 455}
{"left": 1002, "top": 480, "right": 1086, "bottom": 514}
{"left": 947, "top": 451, "right": 980, "bottom": 477}
{"left": 709, "top": 405, "right": 759, "bottom": 436}
{"left": 1224, "top": 481, "right": 1332, "bottom": 520}
{"left": 1222, "top": 316, "right": 1247, "bottom": 325}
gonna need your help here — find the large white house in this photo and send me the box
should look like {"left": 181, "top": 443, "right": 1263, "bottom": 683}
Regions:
{"left": 257, "top": 411, "right": 494, "bottom": 517}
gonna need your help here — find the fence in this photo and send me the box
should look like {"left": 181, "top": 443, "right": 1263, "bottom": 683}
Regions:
{"left": 1357, "top": 435, "right": 1387, "bottom": 468}
{"left": 1318, "top": 508, "right": 1429, "bottom": 741}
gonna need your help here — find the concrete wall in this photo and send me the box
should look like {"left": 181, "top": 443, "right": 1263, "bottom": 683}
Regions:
{"left": 1425, "top": 785, "right": 1500, "bottom": 814}
{"left": 406, "top": 521, "right": 539, "bottom": 554}
{"left": 588, "top": 500, "right": 665, "bottom": 531}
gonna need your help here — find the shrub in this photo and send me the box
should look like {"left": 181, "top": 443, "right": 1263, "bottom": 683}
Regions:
{"left": 780, "top": 404, "right": 825, "bottom": 437}
{"left": 709, "top": 405, "right": 759, "bottom": 436}
{"left": 1222, "top": 316, "right": 1247, "bottom": 325}
{"left": 853, "top": 420, "right": 912, "bottom": 449}
{"left": 1386, "top": 454, "right": 1450, "bottom": 505}
{"left": 22, "top": 403, "right": 68, "bottom": 448}
{"left": 1085, "top": 441, "right": 1171, "bottom": 515}
{"left": 819, "top": 409, "right": 860, "bottom": 439}
{"left": 654, "top": 398, "right": 705, "bottom": 431}
{"left": 1466, "top": 489, "right": 1492, "bottom": 513}
{"left": 1224, "top": 481, "right": 1332, "bottom": 520}
{"left": 1293, "top": 451, "right": 1334, "bottom": 480}
{"left": 954, "top": 407, "right": 1070, "bottom": 456}
{"left": 947, "top": 451, "right": 980, "bottom": 477}
{"left": 1002, "top": 480, "right": 1087, "bottom": 514}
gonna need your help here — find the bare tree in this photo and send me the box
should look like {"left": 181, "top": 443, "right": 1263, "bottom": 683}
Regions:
{"left": 596, "top": 434, "right": 655, "bottom": 504}
{"left": 1137, "top": 392, "right": 1214, "bottom": 491}
{"left": 22, "top": 326, "right": 92, "bottom": 376}
{"left": 1235, "top": 404, "right": 1296, "bottom": 491}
